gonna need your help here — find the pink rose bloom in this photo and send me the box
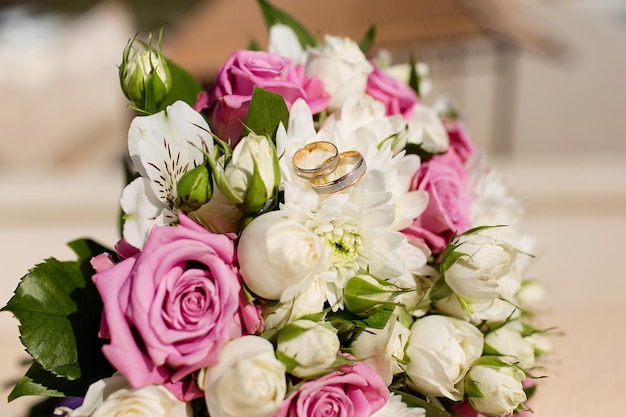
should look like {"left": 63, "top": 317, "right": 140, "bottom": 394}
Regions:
{"left": 196, "top": 50, "right": 329, "bottom": 145}
{"left": 365, "top": 62, "right": 418, "bottom": 119}
{"left": 446, "top": 120, "right": 476, "bottom": 163}
{"left": 92, "top": 214, "right": 260, "bottom": 401}
{"left": 402, "top": 151, "right": 471, "bottom": 254}
{"left": 275, "top": 361, "right": 388, "bottom": 417}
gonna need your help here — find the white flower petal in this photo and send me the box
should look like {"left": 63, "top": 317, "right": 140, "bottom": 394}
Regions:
{"left": 128, "top": 100, "right": 213, "bottom": 207}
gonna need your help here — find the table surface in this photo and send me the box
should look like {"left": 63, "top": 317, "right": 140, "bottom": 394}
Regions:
{"left": 1, "top": 156, "right": 625, "bottom": 417}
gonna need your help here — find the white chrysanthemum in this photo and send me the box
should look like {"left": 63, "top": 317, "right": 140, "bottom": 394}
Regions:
{"left": 276, "top": 98, "right": 429, "bottom": 308}
{"left": 121, "top": 101, "right": 213, "bottom": 248}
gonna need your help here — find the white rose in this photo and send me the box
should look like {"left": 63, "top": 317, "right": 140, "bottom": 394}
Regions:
{"left": 201, "top": 336, "right": 286, "bottom": 417}
{"left": 276, "top": 319, "right": 340, "bottom": 378}
{"left": 306, "top": 35, "right": 373, "bottom": 111}
{"left": 238, "top": 210, "right": 326, "bottom": 300}
{"left": 485, "top": 322, "right": 535, "bottom": 369}
{"left": 466, "top": 361, "right": 527, "bottom": 416}
{"left": 371, "top": 393, "right": 426, "bottom": 417}
{"left": 351, "top": 315, "right": 411, "bottom": 384}
{"left": 444, "top": 234, "right": 518, "bottom": 302}
{"left": 263, "top": 277, "right": 327, "bottom": 330}
{"left": 62, "top": 375, "right": 191, "bottom": 417}
{"left": 405, "top": 315, "right": 483, "bottom": 400}
{"left": 400, "top": 104, "right": 449, "bottom": 154}
{"left": 516, "top": 279, "right": 547, "bottom": 310}
{"left": 223, "top": 133, "right": 279, "bottom": 213}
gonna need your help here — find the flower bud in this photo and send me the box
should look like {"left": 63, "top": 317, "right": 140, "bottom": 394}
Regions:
{"left": 276, "top": 319, "right": 340, "bottom": 378}
{"left": 176, "top": 164, "right": 212, "bottom": 213}
{"left": 465, "top": 358, "right": 527, "bottom": 417}
{"left": 223, "top": 133, "right": 280, "bottom": 215}
{"left": 119, "top": 32, "right": 171, "bottom": 112}
{"left": 343, "top": 273, "right": 397, "bottom": 316}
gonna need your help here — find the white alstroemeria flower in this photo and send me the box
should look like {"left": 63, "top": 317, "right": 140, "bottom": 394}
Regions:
{"left": 121, "top": 100, "right": 213, "bottom": 248}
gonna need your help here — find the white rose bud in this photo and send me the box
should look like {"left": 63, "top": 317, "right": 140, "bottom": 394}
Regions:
{"left": 224, "top": 133, "right": 280, "bottom": 214}
{"left": 276, "top": 319, "right": 340, "bottom": 378}
{"left": 444, "top": 234, "right": 518, "bottom": 302}
{"left": 351, "top": 315, "right": 411, "bottom": 385}
{"left": 263, "top": 277, "right": 327, "bottom": 330}
{"left": 62, "top": 375, "right": 192, "bottom": 417}
{"left": 466, "top": 359, "right": 527, "bottom": 417}
{"left": 306, "top": 35, "right": 373, "bottom": 111}
{"left": 201, "top": 336, "right": 286, "bottom": 417}
{"left": 238, "top": 210, "right": 326, "bottom": 301}
{"left": 405, "top": 315, "right": 483, "bottom": 400}
{"left": 484, "top": 322, "right": 535, "bottom": 369}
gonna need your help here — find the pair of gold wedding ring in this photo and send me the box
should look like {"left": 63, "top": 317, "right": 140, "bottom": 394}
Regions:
{"left": 292, "top": 141, "right": 367, "bottom": 194}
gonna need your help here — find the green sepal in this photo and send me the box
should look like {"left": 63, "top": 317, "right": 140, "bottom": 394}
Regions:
{"left": 464, "top": 370, "right": 485, "bottom": 399}
{"left": 343, "top": 274, "right": 399, "bottom": 317}
{"left": 275, "top": 349, "right": 303, "bottom": 374}
{"left": 389, "top": 389, "right": 451, "bottom": 417}
{"left": 358, "top": 24, "right": 377, "bottom": 54}
{"left": 244, "top": 87, "right": 290, "bottom": 141}
{"left": 257, "top": 0, "right": 317, "bottom": 48}
{"left": 415, "top": 276, "right": 453, "bottom": 309}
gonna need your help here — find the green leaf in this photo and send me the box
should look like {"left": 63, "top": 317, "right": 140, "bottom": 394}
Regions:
{"left": 390, "top": 389, "right": 451, "bottom": 417}
{"left": 8, "top": 361, "right": 87, "bottom": 400}
{"left": 160, "top": 59, "right": 202, "bottom": 110}
{"left": 416, "top": 276, "right": 453, "bottom": 309}
{"left": 2, "top": 254, "right": 115, "bottom": 399}
{"left": 67, "top": 238, "right": 115, "bottom": 263}
{"left": 257, "top": 0, "right": 317, "bottom": 48}
{"left": 244, "top": 87, "right": 289, "bottom": 140}
{"left": 358, "top": 24, "right": 377, "bottom": 53}
{"left": 327, "top": 304, "right": 393, "bottom": 330}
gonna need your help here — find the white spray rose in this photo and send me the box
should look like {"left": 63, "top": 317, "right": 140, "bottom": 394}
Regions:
{"left": 404, "top": 315, "right": 483, "bottom": 400}
{"left": 485, "top": 322, "right": 535, "bottom": 369}
{"left": 223, "top": 133, "right": 279, "bottom": 214}
{"left": 466, "top": 360, "right": 527, "bottom": 417}
{"left": 371, "top": 393, "right": 426, "bottom": 417}
{"left": 276, "top": 319, "right": 340, "bottom": 378}
{"left": 306, "top": 35, "right": 373, "bottom": 111}
{"left": 263, "top": 277, "right": 327, "bottom": 330}
{"left": 238, "top": 210, "right": 326, "bottom": 301}
{"left": 61, "top": 375, "right": 191, "bottom": 417}
{"left": 351, "top": 315, "right": 411, "bottom": 385}
{"left": 201, "top": 336, "right": 286, "bottom": 417}
{"left": 444, "top": 234, "right": 518, "bottom": 302}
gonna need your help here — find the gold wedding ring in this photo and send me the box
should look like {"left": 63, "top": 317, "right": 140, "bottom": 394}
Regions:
{"left": 310, "top": 151, "right": 367, "bottom": 194}
{"left": 292, "top": 141, "right": 339, "bottom": 180}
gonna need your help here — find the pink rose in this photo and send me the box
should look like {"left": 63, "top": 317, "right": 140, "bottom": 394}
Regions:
{"left": 403, "top": 151, "right": 471, "bottom": 254}
{"left": 196, "top": 50, "right": 329, "bottom": 145}
{"left": 275, "top": 361, "right": 389, "bottom": 417}
{"left": 92, "top": 214, "right": 259, "bottom": 401}
{"left": 446, "top": 121, "right": 476, "bottom": 163}
{"left": 365, "top": 62, "right": 418, "bottom": 119}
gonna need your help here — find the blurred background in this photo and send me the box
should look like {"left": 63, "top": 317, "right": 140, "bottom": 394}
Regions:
{"left": 1, "top": 0, "right": 625, "bottom": 415}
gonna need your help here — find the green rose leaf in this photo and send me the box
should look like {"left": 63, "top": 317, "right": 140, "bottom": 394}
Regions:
{"left": 160, "top": 59, "right": 203, "bottom": 110}
{"left": 2, "top": 239, "right": 116, "bottom": 399}
{"left": 244, "top": 87, "right": 289, "bottom": 140}
{"left": 327, "top": 304, "right": 394, "bottom": 330}
{"left": 257, "top": 0, "right": 316, "bottom": 48}
{"left": 358, "top": 24, "right": 377, "bottom": 54}
{"left": 408, "top": 53, "right": 421, "bottom": 97}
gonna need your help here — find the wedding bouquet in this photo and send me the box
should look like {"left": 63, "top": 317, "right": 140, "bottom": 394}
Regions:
{"left": 3, "top": 1, "right": 552, "bottom": 417}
